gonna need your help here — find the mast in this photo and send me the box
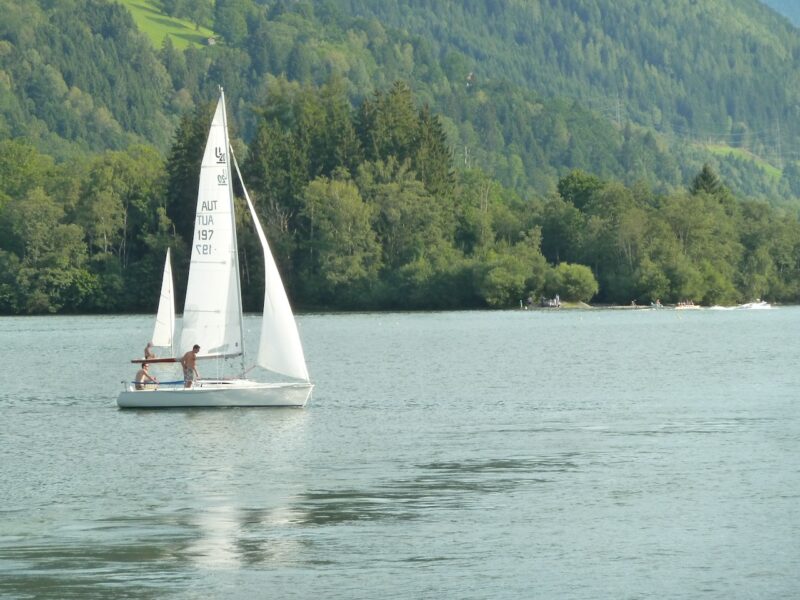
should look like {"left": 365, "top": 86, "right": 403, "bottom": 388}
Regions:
{"left": 219, "top": 86, "right": 246, "bottom": 375}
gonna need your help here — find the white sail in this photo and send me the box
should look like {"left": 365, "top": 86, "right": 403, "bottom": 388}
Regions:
{"left": 232, "top": 152, "right": 310, "bottom": 382}
{"left": 151, "top": 247, "right": 175, "bottom": 355}
{"left": 179, "top": 95, "right": 243, "bottom": 359}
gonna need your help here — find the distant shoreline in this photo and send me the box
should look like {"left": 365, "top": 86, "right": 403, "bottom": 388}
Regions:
{"left": 0, "top": 302, "right": 789, "bottom": 317}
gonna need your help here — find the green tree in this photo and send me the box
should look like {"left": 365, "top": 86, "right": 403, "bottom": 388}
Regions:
{"left": 690, "top": 163, "right": 723, "bottom": 195}
{"left": 189, "top": 1, "right": 213, "bottom": 30}
{"left": 357, "top": 159, "right": 442, "bottom": 272}
{"left": 0, "top": 139, "right": 56, "bottom": 200}
{"left": 165, "top": 102, "right": 215, "bottom": 246}
{"left": 299, "top": 174, "right": 381, "bottom": 305}
{"left": 557, "top": 170, "right": 604, "bottom": 211}
{"left": 3, "top": 187, "right": 94, "bottom": 313}
{"left": 476, "top": 251, "right": 532, "bottom": 308}
{"left": 476, "top": 228, "right": 548, "bottom": 308}
{"left": 540, "top": 196, "right": 584, "bottom": 264}
{"left": 545, "top": 262, "right": 599, "bottom": 302}
{"left": 415, "top": 105, "right": 455, "bottom": 199}
{"left": 357, "top": 81, "right": 419, "bottom": 165}
{"left": 162, "top": 0, "right": 189, "bottom": 18}
{"left": 214, "top": 0, "right": 250, "bottom": 45}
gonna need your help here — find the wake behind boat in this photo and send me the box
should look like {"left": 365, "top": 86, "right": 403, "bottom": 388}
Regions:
{"left": 710, "top": 300, "right": 772, "bottom": 310}
{"left": 118, "top": 88, "right": 312, "bottom": 408}
{"left": 737, "top": 300, "right": 772, "bottom": 309}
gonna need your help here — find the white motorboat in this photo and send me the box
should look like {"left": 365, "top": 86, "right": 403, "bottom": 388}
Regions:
{"left": 736, "top": 300, "right": 772, "bottom": 309}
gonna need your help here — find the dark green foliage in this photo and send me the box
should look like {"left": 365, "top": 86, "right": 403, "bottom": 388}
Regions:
{"left": 557, "top": 171, "right": 605, "bottom": 211}
{"left": 214, "top": 0, "right": 251, "bottom": 45}
{"left": 0, "top": 0, "right": 172, "bottom": 155}
{"left": 4, "top": 1, "right": 800, "bottom": 312}
{"left": 2, "top": 79, "right": 800, "bottom": 312}
{"left": 5, "top": 0, "right": 800, "bottom": 203}
{"left": 546, "top": 263, "right": 599, "bottom": 303}
{"left": 240, "top": 84, "right": 800, "bottom": 310}
{"left": 691, "top": 163, "right": 723, "bottom": 195}
{"left": 356, "top": 82, "right": 454, "bottom": 199}
{"left": 165, "top": 102, "right": 215, "bottom": 245}
{"left": 0, "top": 140, "right": 176, "bottom": 314}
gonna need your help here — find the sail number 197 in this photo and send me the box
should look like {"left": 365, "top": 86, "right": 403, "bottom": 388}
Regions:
{"left": 195, "top": 229, "right": 214, "bottom": 255}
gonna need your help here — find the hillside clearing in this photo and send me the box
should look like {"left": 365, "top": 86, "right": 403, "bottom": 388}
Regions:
{"left": 118, "top": 0, "right": 214, "bottom": 49}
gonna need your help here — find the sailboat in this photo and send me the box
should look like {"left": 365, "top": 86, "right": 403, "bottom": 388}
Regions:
{"left": 118, "top": 88, "right": 313, "bottom": 408}
{"left": 151, "top": 247, "right": 176, "bottom": 357}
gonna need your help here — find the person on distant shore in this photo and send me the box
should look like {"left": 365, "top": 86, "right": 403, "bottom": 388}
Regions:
{"left": 135, "top": 363, "right": 158, "bottom": 390}
{"left": 181, "top": 344, "right": 201, "bottom": 388}
{"left": 144, "top": 341, "right": 156, "bottom": 359}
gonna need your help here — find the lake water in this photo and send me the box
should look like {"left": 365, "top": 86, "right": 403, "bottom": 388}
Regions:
{"left": 1, "top": 308, "right": 798, "bottom": 599}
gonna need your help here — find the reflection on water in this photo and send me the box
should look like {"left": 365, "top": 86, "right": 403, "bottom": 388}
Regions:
{"left": 187, "top": 505, "right": 241, "bottom": 568}
{"left": 177, "top": 404, "right": 312, "bottom": 571}
{"left": 184, "top": 505, "right": 312, "bottom": 569}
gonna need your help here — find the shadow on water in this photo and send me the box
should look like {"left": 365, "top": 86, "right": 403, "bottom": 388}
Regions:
{"left": 0, "top": 538, "right": 189, "bottom": 599}
{"left": 293, "top": 456, "right": 579, "bottom": 526}
{"left": 419, "top": 456, "right": 580, "bottom": 473}
{"left": 0, "top": 507, "right": 315, "bottom": 597}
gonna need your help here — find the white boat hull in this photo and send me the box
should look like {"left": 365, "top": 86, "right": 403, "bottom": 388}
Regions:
{"left": 117, "top": 379, "right": 313, "bottom": 408}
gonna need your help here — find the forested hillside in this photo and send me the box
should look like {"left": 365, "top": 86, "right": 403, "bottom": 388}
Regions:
{"left": 0, "top": 0, "right": 173, "bottom": 153}
{"left": 1, "top": 0, "right": 800, "bottom": 314}
{"left": 4, "top": 0, "right": 800, "bottom": 199}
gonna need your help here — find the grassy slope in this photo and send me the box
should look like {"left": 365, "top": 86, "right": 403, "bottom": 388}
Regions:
{"left": 704, "top": 143, "right": 782, "bottom": 180}
{"left": 117, "top": 0, "right": 214, "bottom": 49}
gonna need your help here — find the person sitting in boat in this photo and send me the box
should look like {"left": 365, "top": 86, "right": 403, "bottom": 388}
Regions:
{"left": 135, "top": 363, "right": 158, "bottom": 390}
{"left": 181, "top": 344, "right": 201, "bottom": 388}
{"left": 144, "top": 341, "right": 156, "bottom": 359}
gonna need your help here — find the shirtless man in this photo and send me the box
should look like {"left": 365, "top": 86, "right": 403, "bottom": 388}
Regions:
{"left": 135, "top": 363, "right": 158, "bottom": 390}
{"left": 144, "top": 341, "right": 156, "bottom": 359}
{"left": 181, "top": 344, "right": 201, "bottom": 388}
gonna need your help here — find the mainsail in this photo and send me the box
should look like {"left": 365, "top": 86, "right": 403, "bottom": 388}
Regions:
{"left": 151, "top": 247, "right": 175, "bottom": 355}
{"left": 179, "top": 95, "right": 243, "bottom": 359}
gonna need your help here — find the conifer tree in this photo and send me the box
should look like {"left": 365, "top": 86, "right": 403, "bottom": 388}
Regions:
{"left": 164, "top": 102, "right": 215, "bottom": 246}
{"left": 690, "top": 163, "right": 722, "bottom": 196}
